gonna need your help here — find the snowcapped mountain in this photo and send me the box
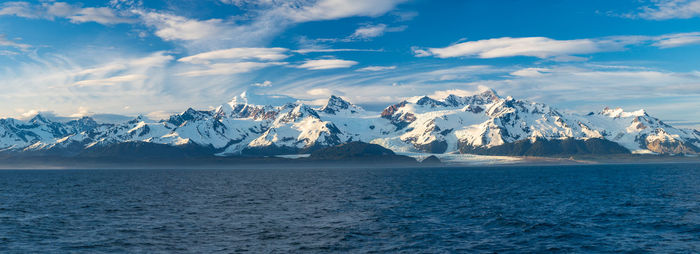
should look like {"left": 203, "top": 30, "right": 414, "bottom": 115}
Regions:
{"left": 0, "top": 89, "right": 698, "bottom": 157}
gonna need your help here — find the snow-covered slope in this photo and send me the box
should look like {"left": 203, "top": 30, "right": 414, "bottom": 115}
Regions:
{"left": 0, "top": 89, "right": 698, "bottom": 156}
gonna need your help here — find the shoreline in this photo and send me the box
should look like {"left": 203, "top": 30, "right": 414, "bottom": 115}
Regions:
{"left": 0, "top": 154, "right": 698, "bottom": 170}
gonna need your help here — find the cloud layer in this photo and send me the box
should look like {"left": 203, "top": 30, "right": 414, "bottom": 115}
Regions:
{"left": 415, "top": 33, "right": 700, "bottom": 60}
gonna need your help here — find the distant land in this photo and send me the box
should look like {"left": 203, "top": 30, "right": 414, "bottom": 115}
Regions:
{"left": 0, "top": 88, "right": 699, "bottom": 168}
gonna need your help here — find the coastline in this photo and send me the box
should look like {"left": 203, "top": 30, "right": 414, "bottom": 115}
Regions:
{"left": 0, "top": 153, "right": 698, "bottom": 170}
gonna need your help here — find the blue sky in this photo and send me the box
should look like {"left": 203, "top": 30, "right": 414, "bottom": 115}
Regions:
{"left": 1, "top": 0, "right": 700, "bottom": 128}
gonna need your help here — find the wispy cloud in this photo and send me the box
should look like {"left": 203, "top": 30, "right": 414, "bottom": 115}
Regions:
{"left": 71, "top": 51, "right": 173, "bottom": 86}
{"left": 0, "top": 50, "right": 179, "bottom": 117}
{"left": 176, "top": 47, "right": 290, "bottom": 77}
{"left": 0, "top": 1, "right": 135, "bottom": 25}
{"left": 293, "top": 48, "right": 383, "bottom": 54}
{"left": 630, "top": 0, "right": 700, "bottom": 20}
{"left": 414, "top": 37, "right": 624, "bottom": 60}
{"left": 297, "top": 59, "right": 359, "bottom": 70}
{"left": 252, "top": 80, "right": 272, "bottom": 87}
{"left": 0, "top": 34, "right": 31, "bottom": 51}
{"left": 140, "top": 0, "right": 407, "bottom": 51}
{"left": 178, "top": 47, "right": 290, "bottom": 64}
{"left": 415, "top": 33, "right": 700, "bottom": 60}
{"left": 653, "top": 32, "right": 700, "bottom": 48}
{"left": 357, "top": 65, "right": 396, "bottom": 71}
{"left": 348, "top": 23, "right": 406, "bottom": 40}
{"left": 510, "top": 67, "right": 551, "bottom": 77}
{"left": 178, "top": 61, "right": 286, "bottom": 77}
{"left": 74, "top": 74, "right": 147, "bottom": 87}
{"left": 277, "top": 0, "right": 408, "bottom": 22}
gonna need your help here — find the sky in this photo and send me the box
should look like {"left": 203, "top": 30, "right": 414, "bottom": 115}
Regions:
{"left": 1, "top": 0, "right": 700, "bottom": 128}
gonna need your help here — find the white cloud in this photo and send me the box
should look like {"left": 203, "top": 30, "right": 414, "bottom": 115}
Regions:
{"left": 415, "top": 37, "right": 605, "bottom": 59}
{"left": 136, "top": 11, "right": 224, "bottom": 41}
{"left": 0, "top": 50, "right": 181, "bottom": 118}
{"left": 633, "top": 0, "right": 700, "bottom": 20}
{"left": 176, "top": 48, "right": 289, "bottom": 77}
{"left": 297, "top": 59, "right": 358, "bottom": 70}
{"left": 293, "top": 48, "right": 382, "bottom": 54}
{"left": 415, "top": 33, "right": 700, "bottom": 60}
{"left": 75, "top": 51, "right": 173, "bottom": 78}
{"left": 178, "top": 62, "right": 285, "bottom": 77}
{"left": 347, "top": 23, "right": 407, "bottom": 40}
{"left": 0, "top": 1, "right": 135, "bottom": 25}
{"left": 0, "top": 34, "right": 30, "bottom": 51}
{"left": 350, "top": 24, "right": 387, "bottom": 39}
{"left": 70, "top": 52, "right": 173, "bottom": 87}
{"left": 510, "top": 67, "right": 551, "bottom": 77}
{"left": 280, "top": 0, "right": 407, "bottom": 22}
{"left": 134, "top": 9, "right": 289, "bottom": 51}
{"left": 357, "top": 65, "right": 396, "bottom": 71}
{"left": 307, "top": 88, "right": 334, "bottom": 96}
{"left": 68, "top": 6, "right": 135, "bottom": 24}
{"left": 178, "top": 47, "right": 290, "bottom": 64}
{"left": 73, "top": 74, "right": 147, "bottom": 87}
{"left": 653, "top": 32, "right": 700, "bottom": 48}
{"left": 68, "top": 106, "right": 91, "bottom": 117}
{"left": 252, "top": 80, "right": 272, "bottom": 87}
{"left": 137, "top": 0, "right": 406, "bottom": 51}
{"left": 0, "top": 2, "right": 37, "bottom": 18}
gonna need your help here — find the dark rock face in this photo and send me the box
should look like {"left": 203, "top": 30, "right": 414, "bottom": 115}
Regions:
{"left": 413, "top": 140, "right": 448, "bottom": 154}
{"left": 421, "top": 155, "right": 441, "bottom": 164}
{"left": 79, "top": 141, "right": 216, "bottom": 159}
{"left": 167, "top": 108, "right": 213, "bottom": 126}
{"left": 65, "top": 116, "right": 101, "bottom": 133}
{"left": 416, "top": 96, "right": 447, "bottom": 107}
{"left": 381, "top": 101, "right": 407, "bottom": 119}
{"left": 643, "top": 137, "right": 700, "bottom": 155}
{"left": 308, "top": 141, "right": 416, "bottom": 163}
{"left": 459, "top": 138, "right": 630, "bottom": 156}
{"left": 381, "top": 101, "right": 417, "bottom": 131}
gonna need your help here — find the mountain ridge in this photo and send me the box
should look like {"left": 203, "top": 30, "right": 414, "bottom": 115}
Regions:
{"left": 1, "top": 89, "right": 699, "bottom": 158}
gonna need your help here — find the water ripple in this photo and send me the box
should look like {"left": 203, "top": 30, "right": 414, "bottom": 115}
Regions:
{"left": 0, "top": 164, "right": 698, "bottom": 253}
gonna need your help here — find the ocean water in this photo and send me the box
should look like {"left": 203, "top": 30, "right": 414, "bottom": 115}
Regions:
{"left": 1, "top": 164, "right": 698, "bottom": 253}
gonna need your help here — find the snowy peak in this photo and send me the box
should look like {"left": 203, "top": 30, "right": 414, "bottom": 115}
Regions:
{"left": 478, "top": 87, "right": 500, "bottom": 101}
{"left": 167, "top": 108, "right": 212, "bottom": 126}
{"left": 0, "top": 88, "right": 698, "bottom": 157}
{"left": 278, "top": 104, "right": 320, "bottom": 123}
{"left": 29, "top": 114, "right": 51, "bottom": 124}
{"left": 319, "top": 95, "right": 363, "bottom": 115}
{"left": 415, "top": 96, "right": 447, "bottom": 107}
{"left": 445, "top": 89, "right": 501, "bottom": 107}
{"left": 65, "top": 116, "right": 100, "bottom": 133}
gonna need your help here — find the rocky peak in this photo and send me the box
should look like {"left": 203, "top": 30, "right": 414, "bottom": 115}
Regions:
{"left": 478, "top": 88, "right": 500, "bottom": 101}
{"left": 127, "top": 115, "right": 147, "bottom": 125}
{"left": 443, "top": 88, "right": 500, "bottom": 107}
{"left": 66, "top": 116, "right": 99, "bottom": 133}
{"left": 278, "top": 104, "right": 320, "bottom": 123}
{"left": 381, "top": 101, "right": 408, "bottom": 119}
{"left": 167, "top": 108, "right": 211, "bottom": 126}
{"left": 29, "top": 114, "right": 50, "bottom": 124}
{"left": 415, "top": 96, "right": 447, "bottom": 107}
{"left": 319, "top": 95, "right": 360, "bottom": 114}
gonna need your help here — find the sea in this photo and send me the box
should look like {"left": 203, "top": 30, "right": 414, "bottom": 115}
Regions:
{"left": 1, "top": 163, "right": 698, "bottom": 253}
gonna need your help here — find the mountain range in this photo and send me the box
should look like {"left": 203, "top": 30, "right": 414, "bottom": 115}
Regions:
{"left": 1, "top": 88, "right": 699, "bottom": 160}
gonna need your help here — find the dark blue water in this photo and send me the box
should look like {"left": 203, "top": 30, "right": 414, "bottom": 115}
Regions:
{"left": 1, "top": 164, "right": 699, "bottom": 253}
